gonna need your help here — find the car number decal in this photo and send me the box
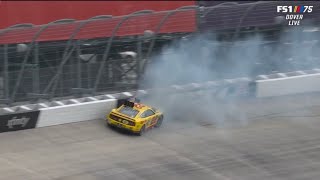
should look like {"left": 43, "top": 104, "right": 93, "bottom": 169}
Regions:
{"left": 147, "top": 119, "right": 152, "bottom": 126}
{"left": 151, "top": 116, "right": 158, "bottom": 124}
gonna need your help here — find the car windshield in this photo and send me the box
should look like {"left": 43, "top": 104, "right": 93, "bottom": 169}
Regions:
{"left": 118, "top": 106, "right": 139, "bottom": 118}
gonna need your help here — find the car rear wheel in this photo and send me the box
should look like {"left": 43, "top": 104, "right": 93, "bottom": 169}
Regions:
{"left": 137, "top": 125, "right": 146, "bottom": 136}
{"left": 155, "top": 115, "right": 163, "bottom": 128}
{"left": 106, "top": 122, "right": 114, "bottom": 130}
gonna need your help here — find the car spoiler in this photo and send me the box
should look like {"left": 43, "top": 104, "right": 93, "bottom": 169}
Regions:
{"left": 117, "top": 98, "right": 141, "bottom": 108}
{"left": 123, "top": 100, "right": 134, "bottom": 108}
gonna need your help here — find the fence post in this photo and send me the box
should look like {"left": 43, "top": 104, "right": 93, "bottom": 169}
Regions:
{"left": 32, "top": 42, "right": 40, "bottom": 94}
{"left": 3, "top": 45, "right": 9, "bottom": 101}
{"left": 143, "top": 6, "right": 198, "bottom": 75}
{"left": 43, "top": 15, "right": 113, "bottom": 98}
{"left": 93, "top": 10, "right": 154, "bottom": 94}
{"left": 11, "top": 19, "right": 75, "bottom": 102}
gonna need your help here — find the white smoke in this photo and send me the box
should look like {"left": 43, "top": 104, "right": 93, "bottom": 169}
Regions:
{"left": 139, "top": 25, "right": 319, "bottom": 128}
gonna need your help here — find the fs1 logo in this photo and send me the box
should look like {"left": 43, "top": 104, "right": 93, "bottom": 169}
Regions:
{"left": 277, "top": 6, "right": 313, "bottom": 26}
{"left": 277, "top": 6, "right": 313, "bottom": 13}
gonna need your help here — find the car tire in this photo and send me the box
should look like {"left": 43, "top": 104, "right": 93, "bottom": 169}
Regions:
{"left": 137, "top": 125, "right": 146, "bottom": 136}
{"left": 106, "top": 122, "right": 113, "bottom": 129}
{"left": 155, "top": 115, "right": 163, "bottom": 128}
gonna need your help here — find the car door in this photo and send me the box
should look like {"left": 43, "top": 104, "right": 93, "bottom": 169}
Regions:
{"left": 141, "top": 109, "right": 156, "bottom": 128}
{"left": 149, "top": 109, "right": 159, "bottom": 126}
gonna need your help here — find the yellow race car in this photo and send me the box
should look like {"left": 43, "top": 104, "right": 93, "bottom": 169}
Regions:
{"left": 107, "top": 100, "right": 163, "bottom": 135}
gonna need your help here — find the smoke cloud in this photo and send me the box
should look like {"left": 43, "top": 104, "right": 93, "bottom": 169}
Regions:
{"left": 139, "top": 25, "right": 320, "bottom": 128}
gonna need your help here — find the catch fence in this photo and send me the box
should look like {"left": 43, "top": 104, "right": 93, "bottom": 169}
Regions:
{"left": 0, "top": 1, "right": 319, "bottom": 105}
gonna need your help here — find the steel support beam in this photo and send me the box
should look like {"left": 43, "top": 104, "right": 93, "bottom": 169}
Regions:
{"left": 11, "top": 19, "right": 75, "bottom": 102}
{"left": 93, "top": 10, "right": 154, "bottom": 93}
{"left": 33, "top": 42, "right": 40, "bottom": 94}
{"left": 0, "top": 24, "right": 34, "bottom": 103}
{"left": 3, "top": 45, "right": 9, "bottom": 100}
{"left": 76, "top": 40, "right": 82, "bottom": 88}
{"left": 143, "top": 6, "right": 198, "bottom": 75}
{"left": 136, "top": 39, "right": 143, "bottom": 80}
{"left": 43, "top": 16, "right": 112, "bottom": 97}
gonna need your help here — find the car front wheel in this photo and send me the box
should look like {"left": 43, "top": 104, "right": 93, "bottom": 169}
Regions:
{"left": 155, "top": 115, "right": 163, "bottom": 128}
{"left": 137, "top": 125, "right": 146, "bottom": 136}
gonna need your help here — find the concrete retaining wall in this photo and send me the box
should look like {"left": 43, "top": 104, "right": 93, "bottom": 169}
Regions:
{"left": 256, "top": 72, "right": 320, "bottom": 98}
{"left": 37, "top": 99, "right": 117, "bottom": 128}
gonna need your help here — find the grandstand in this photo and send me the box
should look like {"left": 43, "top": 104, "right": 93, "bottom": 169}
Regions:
{"left": 0, "top": 1, "right": 319, "bottom": 105}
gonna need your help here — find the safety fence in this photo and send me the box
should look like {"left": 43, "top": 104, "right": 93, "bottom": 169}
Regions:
{"left": 0, "top": 1, "right": 320, "bottom": 105}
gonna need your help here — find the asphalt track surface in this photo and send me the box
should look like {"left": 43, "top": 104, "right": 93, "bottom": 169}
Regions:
{"left": 2, "top": 94, "right": 320, "bottom": 180}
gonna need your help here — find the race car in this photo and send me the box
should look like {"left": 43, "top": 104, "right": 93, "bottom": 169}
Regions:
{"left": 106, "top": 100, "right": 163, "bottom": 136}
